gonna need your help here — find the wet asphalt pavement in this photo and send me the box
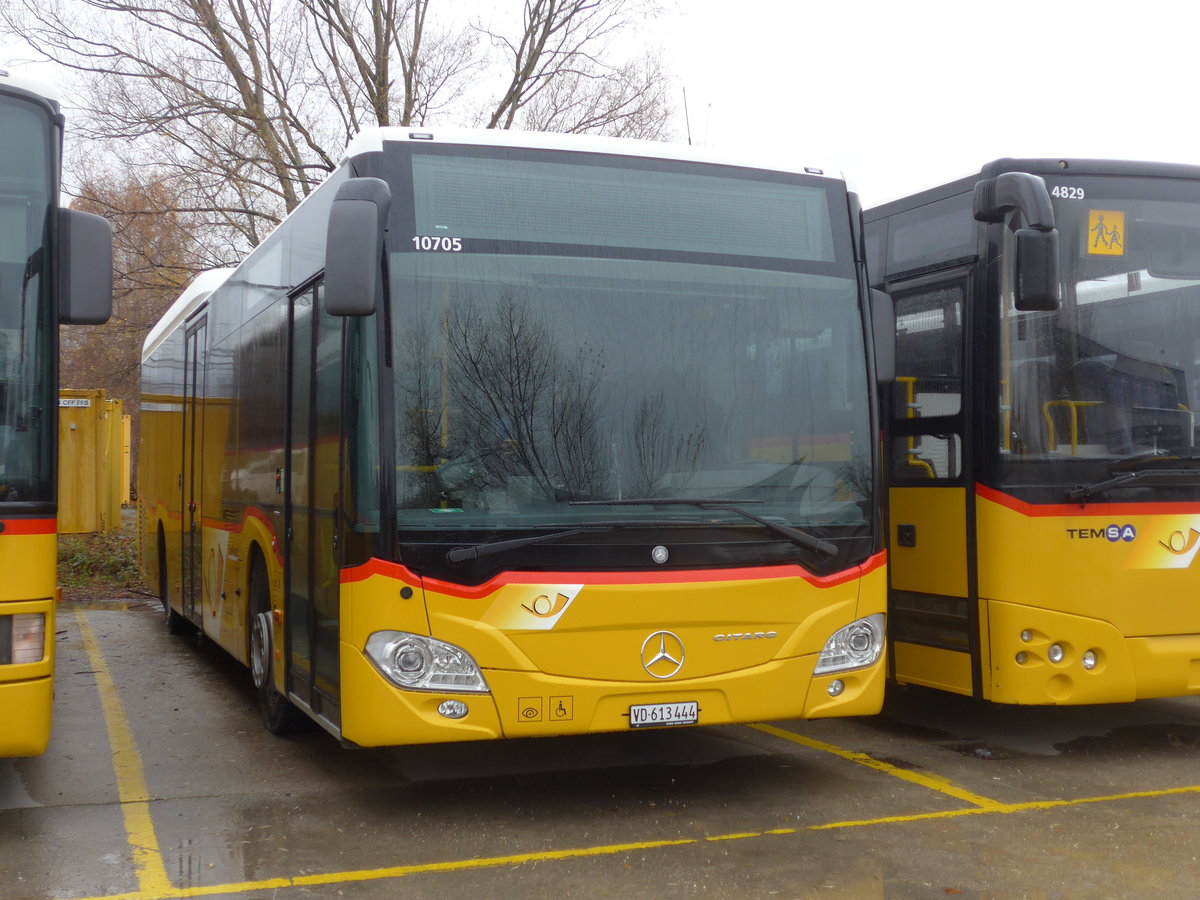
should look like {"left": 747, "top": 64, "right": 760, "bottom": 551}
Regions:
{"left": 2, "top": 598, "right": 1199, "bottom": 899}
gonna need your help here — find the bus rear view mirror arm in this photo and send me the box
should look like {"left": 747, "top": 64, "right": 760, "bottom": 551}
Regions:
{"left": 972, "top": 171, "right": 1055, "bottom": 231}
{"left": 325, "top": 177, "right": 391, "bottom": 316}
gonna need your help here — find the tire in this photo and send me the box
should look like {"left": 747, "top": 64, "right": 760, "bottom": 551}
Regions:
{"left": 248, "top": 554, "right": 307, "bottom": 735}
{"left": 159, "top": 531, "right": 190, "bottom": 635}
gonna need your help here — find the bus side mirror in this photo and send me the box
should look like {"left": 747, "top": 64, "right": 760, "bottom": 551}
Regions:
{"left": 973, "top": 171, "right": 1060, "bottom": 311}
{"left": 1014, "top": 228, "right": 1060, "bottom": 311}
{"left": 58, "top": 208, "right": 112, "bottom": 325}
{"left": 325, "top": 177, "right": 391, "bottom": 316}
{"left": 871, "top": 288, "right": 896, "bottom": 384}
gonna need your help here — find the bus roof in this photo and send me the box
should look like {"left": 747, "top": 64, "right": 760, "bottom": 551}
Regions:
{"left": 342, "top": 126, "right": 843, "bottom": 184}
{"left": 142, "top": 268, "right": 236, "bottom": 362}
{"left": 0, "top": 68, "right": 61, "bottom": 109}
{"left": 866, "top": 157, "right": 1200, "bottom": 220}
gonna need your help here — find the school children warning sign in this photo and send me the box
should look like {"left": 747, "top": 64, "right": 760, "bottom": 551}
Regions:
{"left": 1088, "top": 209, "right": 1126, "bottom": 256}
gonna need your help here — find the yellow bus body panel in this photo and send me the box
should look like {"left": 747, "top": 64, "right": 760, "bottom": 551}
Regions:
{"left": 0, "top": 674, "right": 54, "bottom": 757}
{"left": 0, "top": 529, "right": 56, "bottom": 755}
{"left": 977, "top": 488, "right": 1200, "bottom": 703}
{"left": 892, "top": 641, "right": 974, "bottom": 696}
{"left": 889, "top": 487, "right": 968, "bottom": 596}
{"left": 340, "top": 558, "right": 887, "bottom": 747}
{"left": 0, "top": 531, "right": 57, "bottom": 604}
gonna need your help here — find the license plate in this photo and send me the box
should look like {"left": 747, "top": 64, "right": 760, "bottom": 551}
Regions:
{"left": 628, "top": 701, "right": 699, "bottom": 728}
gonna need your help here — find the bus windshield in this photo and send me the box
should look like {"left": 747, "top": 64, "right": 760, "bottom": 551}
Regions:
{"left": 0, "top": 93, "right": 54, "bottom": 507}
{"left": 1002, "top": 176, "right": 1200, "bottom": 491}
{"left": 383, "top": 145, "right": 873, "bottom": 565}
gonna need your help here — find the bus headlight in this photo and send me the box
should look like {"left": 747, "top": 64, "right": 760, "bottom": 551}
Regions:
{"left": 10, "top": 614, "right": 46, "bottom": 665}
{"left": 365, "top": 631, "right": 489, "bottom": 693}
{"left": 814, "top": 613, "right": 885, "bottom": 675}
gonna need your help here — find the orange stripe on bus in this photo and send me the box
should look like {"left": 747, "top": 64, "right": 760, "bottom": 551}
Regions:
{"left": 977, "top": 483, "right": 1200, "bottom": 518}
{"left": 341, "top": 550, "right": 887, "bottom": 597}
{"left": 0, "top": 518, "right": 56, "bottom": 535}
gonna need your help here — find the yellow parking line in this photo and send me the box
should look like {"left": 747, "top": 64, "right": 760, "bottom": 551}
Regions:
{"left": 809, "top": 783, "right": 1200, "bottom": 830}
{"left": 75, "top": 611, "right": 173, "bottom": 896}
{"left": 68, "top": 836, "right": 698, "bottom": 900}
{"left": 750, "top": 722, "right": 1003, "bottom": 808}
{"left": 64, "top": 783, "right": 1200, "bottom": 900}
{"left": 56, "top": 630, "right": 1199, "bottom": 900}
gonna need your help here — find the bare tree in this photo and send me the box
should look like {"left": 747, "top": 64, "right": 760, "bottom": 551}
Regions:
{"left": 479, "top": 0, "right": 668, "bottom": 138}
{"left": 3, "top": 0, "right": 672, "bottom": 260}
{"left": 61, "top": 173, "right": 207, "bottom": 471}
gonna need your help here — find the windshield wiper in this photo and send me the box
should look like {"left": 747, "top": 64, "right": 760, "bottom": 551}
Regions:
{"left": 1067, "top": 466, "right": 1200, "bottom": 501}
{"left": 446, "top": 529, "right": 584, "bottom": 564}
{"left": 570, "top": 497, "right": 838, "bottom": 559}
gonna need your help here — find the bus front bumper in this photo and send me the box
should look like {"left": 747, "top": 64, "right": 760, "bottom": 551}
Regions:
{"left": 339, "top": 646, "right": 886, "bottom": 748}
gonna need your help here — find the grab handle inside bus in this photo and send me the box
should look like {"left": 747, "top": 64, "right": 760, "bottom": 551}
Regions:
{"left": 325, "top": 177, "right": 391, "bottom": 316}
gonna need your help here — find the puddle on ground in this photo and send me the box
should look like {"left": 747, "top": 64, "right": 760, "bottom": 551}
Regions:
{"left": 0, "top": 760, "right": 41, "bottom": 810}
{"left": 1055, "top": 723, "right": 1200, "bottom": 756}
{"left": 946, "top": 741, "right": 1011, "bottom": 760}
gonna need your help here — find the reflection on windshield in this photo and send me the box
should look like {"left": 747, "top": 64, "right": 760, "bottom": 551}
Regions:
{"left": 391, "top": 254, "right": 872, "bottom": 534}
{"left": 1004, "top": 188, "right": 1200, "bottom": 470}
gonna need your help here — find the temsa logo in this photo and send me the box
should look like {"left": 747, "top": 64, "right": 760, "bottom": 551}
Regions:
{"left": 1065, "top": 523, "right": 1136, "bottom": 542}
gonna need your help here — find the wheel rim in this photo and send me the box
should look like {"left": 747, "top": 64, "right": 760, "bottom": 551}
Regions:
{"left": 250, "top": 611, "right": 272, "bottom": 690}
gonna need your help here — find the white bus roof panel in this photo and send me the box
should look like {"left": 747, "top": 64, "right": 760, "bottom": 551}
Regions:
{"left": 0, "top": 68, "right": 61, "bottom": 106}
{"left": 342, "top": 127, "right": 841, "bottom": 184}
{"left": 141, "top": 268, "right": 236, "bottom": 361}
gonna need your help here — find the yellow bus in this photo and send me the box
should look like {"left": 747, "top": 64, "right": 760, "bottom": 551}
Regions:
{"left": 866, "top": 158, "right": 1200, "bottom": 704}
{"left": 0, "top": 69, "right": 112, "bottom": 756}
{"left": 140, "top": 128, "right": 893, "bottom": 745}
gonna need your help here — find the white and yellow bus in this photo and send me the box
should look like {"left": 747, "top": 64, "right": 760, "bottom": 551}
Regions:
{"left": 867, "top": 158, "right": 1200, "bottom": 704}
{"left": 140, "top": 128, "right": 893, "bottom": 745}
{"left": 0, "top": 68, "right": 111, "bottom": 756}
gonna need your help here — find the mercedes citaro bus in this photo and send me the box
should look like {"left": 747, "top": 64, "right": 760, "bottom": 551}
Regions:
{"left": 140, "top": 128, "right": 893, "bottom": 746}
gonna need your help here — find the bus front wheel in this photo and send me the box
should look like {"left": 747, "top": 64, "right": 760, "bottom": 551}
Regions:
{"left": 248, "top": 555, "right": 306, "bottom": 735}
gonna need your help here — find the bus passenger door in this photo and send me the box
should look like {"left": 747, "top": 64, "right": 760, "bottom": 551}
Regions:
{"left": 887, "top": 270, "right": 979, "bottom": 697}
{"left": 285, "top": 282, "right": 343, "bottom": 730}
{"left": 181, "top": 317, "right": 206, "bottom": 626}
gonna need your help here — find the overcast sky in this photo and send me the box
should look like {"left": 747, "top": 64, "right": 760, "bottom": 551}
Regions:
{"left": 654, "top": 0, "right": 1194, "bottom": 207}
{"left": 4, "top": 0, "right": 1193, "bottom": 209}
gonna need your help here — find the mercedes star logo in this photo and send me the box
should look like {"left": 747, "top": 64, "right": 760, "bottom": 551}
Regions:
{"left": 641, "top": 630, "right": 685, "bottom": 679}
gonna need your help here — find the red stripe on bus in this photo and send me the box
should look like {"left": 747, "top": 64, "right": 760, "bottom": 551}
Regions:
{"left": 0, "top": 518, "right": 56, "bottom": 535}
{"left": 976, "top": 483, "right": 1200, "bottom": 518}
{"left": 340, "top": 550, "right": 886, "bottom": 597}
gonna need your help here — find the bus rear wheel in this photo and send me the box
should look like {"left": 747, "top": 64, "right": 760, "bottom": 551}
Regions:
{"left": 248, "top": 555, "right": 307, "bottom": 735}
